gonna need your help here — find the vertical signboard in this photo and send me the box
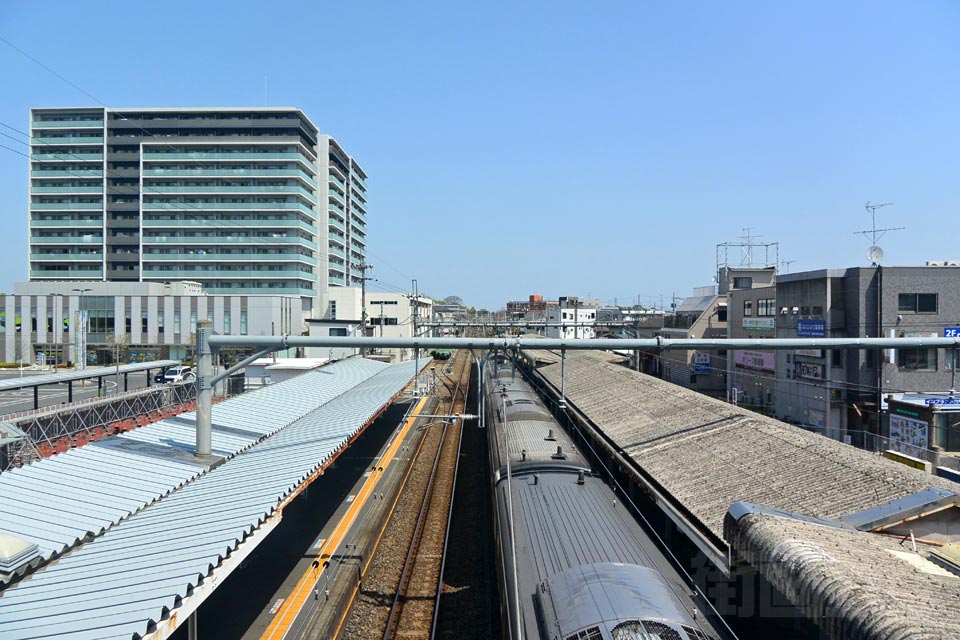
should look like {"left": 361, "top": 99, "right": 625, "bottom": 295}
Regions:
{"left": 693, "top": 352, "right": 710, "bottom": 374}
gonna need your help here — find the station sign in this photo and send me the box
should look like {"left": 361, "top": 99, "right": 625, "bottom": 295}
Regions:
{"left": 797, "top": 319, "right": 825, "bottom": 337}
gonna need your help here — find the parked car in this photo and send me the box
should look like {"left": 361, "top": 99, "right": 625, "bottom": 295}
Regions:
{"left": 153, "top": 367, "right": 169, "bottom": 383}
{"left": 164, "top": 366, "right": 195, "bottom": 384}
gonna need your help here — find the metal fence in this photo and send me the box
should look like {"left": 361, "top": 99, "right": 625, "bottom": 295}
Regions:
{"left": 842, "top": 429, "right": 960, "bottom": 473}
{"left": 0, "top": 381, "right": 211, "bottom": 471}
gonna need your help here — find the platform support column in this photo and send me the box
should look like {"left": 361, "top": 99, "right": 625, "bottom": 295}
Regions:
{"left": 196, "top": 321, "right": 213, "bottom": 458}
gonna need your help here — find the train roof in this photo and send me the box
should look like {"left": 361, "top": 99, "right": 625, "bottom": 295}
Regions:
{"left": 503, "top": 473, "right": 720, "bottom": 638}
{"left": 539, "top": 563, "right": 715, "bottom": 640}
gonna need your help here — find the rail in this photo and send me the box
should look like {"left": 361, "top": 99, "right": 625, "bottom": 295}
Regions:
{"left": 382, "top": 352, "right": 469, "bottom": 640}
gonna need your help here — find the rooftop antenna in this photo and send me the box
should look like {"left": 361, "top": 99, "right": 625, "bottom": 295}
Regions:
{"left": 780, "top": 258, "right": 797, "bottom": 273}
{"left": 854, "top": 202, "right": 903, "bottom": 266}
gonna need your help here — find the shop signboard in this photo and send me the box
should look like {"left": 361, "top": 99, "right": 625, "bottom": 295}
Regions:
{"left": 693, "top": 352, "right": 710, "bottom": 374}
{"left": 734, "top": 350, "right": 775, "bottom": 372}
{"left": 742, "top": 317, "right": 775, "bottom": 332}
{"left": 797, "top": 319, "right": 826, "bottom": 337}
{"left": 795, "top": 361, "right": 824, "bottom": 380}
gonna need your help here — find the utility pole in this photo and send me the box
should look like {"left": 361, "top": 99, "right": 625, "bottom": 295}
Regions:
{"left": 357, "top": 262, "right": 373, "bottom": 356}
{"left": 412, "top": 279, "right": 419, "bottom": 395}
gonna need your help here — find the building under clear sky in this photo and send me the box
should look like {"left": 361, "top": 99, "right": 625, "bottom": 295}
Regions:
{"left": 28, "top": 107, "right": 368, "bottom": 310}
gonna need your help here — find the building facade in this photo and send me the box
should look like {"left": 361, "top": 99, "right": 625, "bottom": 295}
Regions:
{"left": 2, "top": 281, "right": 302, "bottom": 365}
{"left": 774, "top": 265, "right": 960, "bottom": 442}
{"left": 727, "top": 285, "right": 777, "bottom": 412}
{"left": 545, "top": 297, "right": 596, "bottom": 339}
{"left": 28, "top": 107, "right": 367, "bottom": 311}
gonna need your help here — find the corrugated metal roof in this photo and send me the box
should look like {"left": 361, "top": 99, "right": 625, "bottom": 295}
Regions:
{"left": 675, "top": 295, "right": 717, "bottom": 314}
{"left": 0, "top": 361, "right": 180, "bottom": 393}
{"left": 0, "top": 358, "right": 423, "bottom": 640}
{"left": 0, "top": 358, "right": 390, "bottom": 568}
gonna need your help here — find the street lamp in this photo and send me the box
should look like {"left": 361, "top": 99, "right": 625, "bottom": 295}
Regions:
{"left": 72, "top": 288, "right": 92, "bottom": 370}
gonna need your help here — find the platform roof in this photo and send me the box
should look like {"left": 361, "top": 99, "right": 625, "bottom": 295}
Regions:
{"left": 536, "top": 353, "right": 959, "bottom": 542}
{"left": 0, "top": 358, "right": 423, "bottom": 639}
{"left": 728, "top": 514, "right": 960, "bottom": 640}
{"left": 0, "top": 358, "right": 390, "bottom": 575}
{"left": 0, "top": 361, "right": 180, "bottom": 393}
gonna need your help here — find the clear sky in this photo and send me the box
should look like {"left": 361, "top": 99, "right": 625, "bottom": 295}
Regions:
{"left": 1, "top": 1, "right": 958, "bottom": 310}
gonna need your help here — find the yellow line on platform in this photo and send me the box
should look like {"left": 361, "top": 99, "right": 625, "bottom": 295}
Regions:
{"left": 260, "top": 395, "right": 431, "bottom": 640}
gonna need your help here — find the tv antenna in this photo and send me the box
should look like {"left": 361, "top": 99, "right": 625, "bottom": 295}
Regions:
{"left": 854, "top": 201, "right": 903, "bottom": 265}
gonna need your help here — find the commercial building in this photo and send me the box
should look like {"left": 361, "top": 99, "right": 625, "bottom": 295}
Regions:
{"left": 307, "top": 290, "right": 432, "bottom": 363}
{"left": 658, "top": 269, "right": 771, "bottom": 397}
{"left": 773, "top": 265, "right": 960, "bottom": 443}
{"left": 1, "top": 281, "right": 302, "bottom": 365}
{"left": 28, "top": 107, "right": 367, "bottom": 311}
{"left": 726, "top": 285, "right": 777, "bottom": 411}
{"left": 545, "top": 296, "right": 596, "bottom": 339}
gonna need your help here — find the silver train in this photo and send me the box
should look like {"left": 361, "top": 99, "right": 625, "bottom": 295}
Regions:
{"left": 485, "top": 358, "right": 731, "bottom": 640}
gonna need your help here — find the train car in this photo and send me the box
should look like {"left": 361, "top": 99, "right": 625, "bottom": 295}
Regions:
{"left": 485, "top": 358, "right": 732, "bottom": 640}
{"left": 430, "top": 348, "right": 453, "bottom": 360}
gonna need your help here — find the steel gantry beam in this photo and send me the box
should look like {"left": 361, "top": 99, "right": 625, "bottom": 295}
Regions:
{"left": 193, "top": 330, "right": 960, "bottom": 457}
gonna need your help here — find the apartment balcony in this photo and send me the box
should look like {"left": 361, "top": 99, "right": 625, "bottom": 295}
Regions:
{"left": 34, "top": 136, "right": 104, "bottom": 145}
{"left": 142, "top": 218, "right": 315, "bottom": 233}
{"left": 142, "top": 151, "right": 312, "bottom": 164}
{"left": 30, "top": 202, "right": 102, "bottom": 211}
{"left": 144, "top": 252, "right": 317, "bottom": 265}
{"left": 30, "top": 218, "right": 102, "bottom": 228}
{"left": 142, "top": 235, "right": 317, "bottom": 249}
{"left": 30, "top": 267, "right": 103, "bottom": 278}
{"left": 30, "top": 235, "right": 103, "bottom": 245}
{"left": 145, "top": 185, "right": 317, "bottom": 202}
{"left": 31, "top": 252, "right": 102, "bottom": 261}
{"left": 30, "top": 186, "right": 103, "bottom": 194}
{"left": 142, "top": 267, "right": 314, "bottom": 279}
{"left": 32, "top": 120, "right": 104, "bottom": 129}
{"left": 32, "top": 153, "right": 103, "bottom": 162}
{"left": 142, "top": 168, "right": 317, "bottom": 186}
{"left": 31, "top": 169, "right": 103, "bottom": 178}
{"left": 143, "top": 200, "right": 316, "bottom": 218}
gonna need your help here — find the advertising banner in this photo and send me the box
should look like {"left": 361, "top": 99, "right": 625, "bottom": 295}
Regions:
{"left": 734, "top": 350, "right": 775, "bottom": 372}
{"left": 889, "top": 415, "right": 929, "bottom": 453}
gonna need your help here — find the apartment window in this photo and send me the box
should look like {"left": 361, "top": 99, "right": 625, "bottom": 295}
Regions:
{"left": 717, "top": 307, "right": 727, "bottom": 322}
{"left": 758, "top": 298, "right": 776, "bottom": 317}
{"left": 329, "top": 301, "right": 336, "bottom": 320}
{"left": 733, "top": 277, "right": 752, "bottom": 289}
{"left": 240, "top": 310, "right": 248, "bottom": 334}
{"left": 329, "top": 328, "right": 347, "bottom": 336}
{"left": 898, "top": 293, "right": 937, "bottom": 313}
{"left": 224, "top": 309, "right": 231, "bottom": 334}
{"left": 832, "top": 350, "right": 843, "bottom": 368}
{"left": 743, "top": 301, "right": 753, "bottom": 317}
{"left": 898, "top": 348, "right": 936, "bottom": 371}
{"left": 947, "top": 349, "right": 960, "bottom": 371}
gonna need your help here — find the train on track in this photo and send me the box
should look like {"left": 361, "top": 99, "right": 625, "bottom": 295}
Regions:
{"left": 484, "top": 356, "right": 732, "bottom": 640}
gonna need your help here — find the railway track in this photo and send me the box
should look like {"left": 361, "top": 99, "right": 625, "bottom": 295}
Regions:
{"left": 337, "top": 351, "right": 471, "bottom": 640}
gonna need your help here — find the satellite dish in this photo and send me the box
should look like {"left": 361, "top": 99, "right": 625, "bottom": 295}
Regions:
{"left": 866, "top": 245, "right": 884, "bottom": 264}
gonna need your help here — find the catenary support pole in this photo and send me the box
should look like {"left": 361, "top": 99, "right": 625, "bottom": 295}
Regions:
{"left": 196, "top": 320, "right": 213, "bottom": 458}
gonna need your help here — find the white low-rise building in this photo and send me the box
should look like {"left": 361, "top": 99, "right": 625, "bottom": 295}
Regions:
{"left": 545, "top": 296, "right": 596, "bottom": 340}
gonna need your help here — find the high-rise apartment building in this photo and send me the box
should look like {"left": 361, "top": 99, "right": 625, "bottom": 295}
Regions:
{"left": 28, "top": 107, "right": 367, "bottom": 311}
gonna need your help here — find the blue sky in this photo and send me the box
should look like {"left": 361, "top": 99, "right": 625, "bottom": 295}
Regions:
{"left": 1, "top": 1, "right": 958, "bottom": 310}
